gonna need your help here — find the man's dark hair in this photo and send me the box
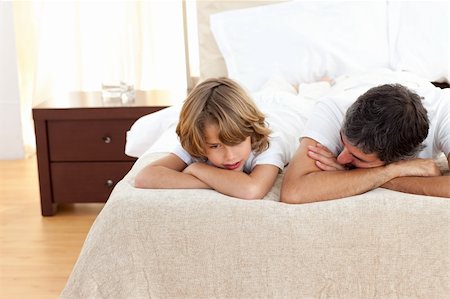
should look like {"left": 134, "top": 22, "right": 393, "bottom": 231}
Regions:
{"left": 342, "top": 84, "right": 429, "bottom": 164}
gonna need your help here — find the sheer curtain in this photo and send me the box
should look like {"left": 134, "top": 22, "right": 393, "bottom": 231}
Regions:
{"left": 13, "top": 1, "right": 187, "bottom": 155}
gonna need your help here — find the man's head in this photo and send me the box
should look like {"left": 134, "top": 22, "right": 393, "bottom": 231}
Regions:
{"left": 340, "top": 84, "right": 429, "bottom": 166}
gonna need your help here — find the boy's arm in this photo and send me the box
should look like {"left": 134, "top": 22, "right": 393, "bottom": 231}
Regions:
{"left": 134, "top": 153, "right": 211, "bottom": 189}
{"left": 183, "top": 163, "right": 279, "bottom": 199}
{"left": 280, "top": 138, "right": 440, "bottom": 204}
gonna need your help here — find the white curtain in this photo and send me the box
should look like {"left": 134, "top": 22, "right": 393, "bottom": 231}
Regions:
{"left": 13, "top": 1, "right": 187, "bottom": 155}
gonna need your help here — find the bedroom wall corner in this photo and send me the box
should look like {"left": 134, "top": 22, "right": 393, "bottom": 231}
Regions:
{"left": 0, "top": 1, "right": 25, "bottom": 160}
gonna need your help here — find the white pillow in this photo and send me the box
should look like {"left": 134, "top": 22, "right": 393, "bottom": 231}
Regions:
{"left": 143, "top": 123, "right": 179, "bottom": 155}
{"left": 210, "top": 1, "right": 390, "bottom": 92}
{"left": 125, "top": 104, "right": 182, "bottom": 158}
{"left": 258, "top": 71, "right": 298, "bottom": 94}
{"left": 388, "top": 1, "right": 449, "bottom": 83}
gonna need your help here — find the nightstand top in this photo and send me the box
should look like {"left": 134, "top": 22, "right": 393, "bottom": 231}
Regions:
{"left": 32, "top": 90, "right": 174, "bottom": 120}
{"left": 33, "top": 90, "right": 174, "bottom": 109}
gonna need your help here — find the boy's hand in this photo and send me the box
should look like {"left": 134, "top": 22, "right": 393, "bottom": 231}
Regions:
{"left": 182, "top": 163, "right": 199, "bottom": 175}
{"left": 307, "top": 143, "right": 346, "bottom": 171}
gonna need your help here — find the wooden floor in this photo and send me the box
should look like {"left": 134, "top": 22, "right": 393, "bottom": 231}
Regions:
{"left": 0, "top": 155, "right": 104, "bottom": 298}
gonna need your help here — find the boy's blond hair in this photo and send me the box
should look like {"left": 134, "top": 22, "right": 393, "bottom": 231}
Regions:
{"left": 176, "top": 77, "right": 270, "bottom": 158}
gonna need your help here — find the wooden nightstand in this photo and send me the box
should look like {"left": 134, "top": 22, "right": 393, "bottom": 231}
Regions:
{"left": 33, "top": 91, "right": 172, "bottom": 216}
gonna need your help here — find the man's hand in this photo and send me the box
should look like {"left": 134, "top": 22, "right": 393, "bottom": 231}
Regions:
{"left": 388, "top": 158, "right": 441, "bottom": 177}
{"left": 307, "top": 143, "right": 346, "bottom": 171}
{"left": 307, "top": 143, "right": 441, "bottom": 178}
{"left": 381, "top": 158, "right": 448, "bottom": 197}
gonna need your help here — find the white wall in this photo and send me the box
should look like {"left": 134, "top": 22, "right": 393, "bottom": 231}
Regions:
{"left": 0, "top": 2, "right": 24, "bottom": 160}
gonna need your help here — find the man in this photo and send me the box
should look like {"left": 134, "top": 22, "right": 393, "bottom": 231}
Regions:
{"left": 281, "top": 74, "right": 450, "bottom": 203}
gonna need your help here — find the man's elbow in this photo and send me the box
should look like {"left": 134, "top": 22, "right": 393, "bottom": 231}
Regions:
{"left": 280, "top": 185, "right": 303, "bottom": 204}
{"left": 280, "top": 191, "right": 299, "bottom": 204}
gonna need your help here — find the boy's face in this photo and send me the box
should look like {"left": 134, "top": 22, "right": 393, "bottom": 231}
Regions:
{"left": 203, "top": 123, "right": 252, "bottom": 172}
{"left": 337, "top": 133, "right": 385, "bottom": 169}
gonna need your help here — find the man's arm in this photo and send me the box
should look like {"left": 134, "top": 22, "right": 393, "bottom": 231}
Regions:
{"left": 381, "top": 153, "right": 450, "bottom": 198}
{"left": 183, "top": 163, "right": 279, "bottom": 200}
{"left": 305, "top": 142, "right": 448, "bottom": 198}
{"left": 281, "top": 138, "right": 396, "bottom": 203}
{"left": 280, "top": 138, "right": 441, "bottom": 204}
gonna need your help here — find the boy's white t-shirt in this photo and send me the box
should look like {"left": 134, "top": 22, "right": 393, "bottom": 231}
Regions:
{"left": 171, "top": 132, "right": 297, "bottom": 174}
{"left": 301, "top": 72, "right": 450, "bottom": 160}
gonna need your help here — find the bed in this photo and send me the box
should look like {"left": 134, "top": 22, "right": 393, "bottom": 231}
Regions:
{"left": 61, "top": 1, "right": 449, "bottom": 298}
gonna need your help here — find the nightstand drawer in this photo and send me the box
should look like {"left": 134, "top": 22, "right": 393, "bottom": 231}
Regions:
{"left": 33, "top": 92, "right": 171, "bottom": 215}
{"left": 48, "top": 119, "right": 135, "bottom": 161}
{"left": 51, "top": 162, "right": 134, "bottom": 203}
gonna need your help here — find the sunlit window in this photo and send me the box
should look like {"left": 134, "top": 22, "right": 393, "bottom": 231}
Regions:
{"left": 14, "top": 1, "right": 189, "bottom": 104}
{"left": 12, "top": 0, "right": 198, "bottom": 154}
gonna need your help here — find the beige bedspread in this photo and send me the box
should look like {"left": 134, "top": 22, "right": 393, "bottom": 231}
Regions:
{"left": 61, "top": 152, "right": 449, "bottom": 298}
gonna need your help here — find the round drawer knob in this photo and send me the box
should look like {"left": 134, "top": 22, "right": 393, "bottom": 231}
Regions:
{"left": 105, "top": 179, "right": 114, "bottom": 187}
{"left": 103, "top": 136, "right": 112, "bottom": 144}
